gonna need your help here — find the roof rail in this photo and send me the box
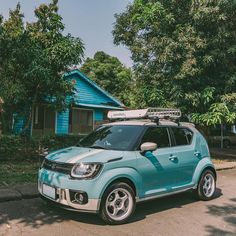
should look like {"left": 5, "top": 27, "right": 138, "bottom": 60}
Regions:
{"left": 107, "top": 108, "right": 181, "bottom": 121}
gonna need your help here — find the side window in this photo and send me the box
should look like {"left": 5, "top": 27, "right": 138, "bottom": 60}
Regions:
{"left": 172, "top": 128, "right": 193, "bottom": 146}
{"left": 141, "top": 127, "right": 170, "bottom": 148}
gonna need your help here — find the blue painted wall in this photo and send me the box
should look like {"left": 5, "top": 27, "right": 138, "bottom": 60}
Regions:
{"left": 68, "top": 74, "right": 117, "bottom": 106}
{"left": 55, "top": 109, "right": 104, "bottom": 135}
{"left": 13, "top": 115, "right": 25, "bottom": 134}
{"left": 94, "top": 109, "right": 104, "bottom": 121}
{"left": 13, "top": 115, "right": 31, "bottom": 136}
{"left": 56, "top": 110, "right": 69, "bottom": 134}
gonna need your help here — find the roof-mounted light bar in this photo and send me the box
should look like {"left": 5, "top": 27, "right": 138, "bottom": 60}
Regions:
{"left": 107, "top": 108, "right": 181, "bottom": 120}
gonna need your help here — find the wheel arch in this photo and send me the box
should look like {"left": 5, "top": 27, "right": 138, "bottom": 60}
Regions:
{"left": 98, "top": 176, "right": 138, "bottom": 212}
{"left": 103, "top": 177, "right": 137, "bottom": 196}
{"left": 192, "top": 158, "right": 217, "bottom": 185}
{"left": 200, "top": 166, "right": 217, "bottom": 181}
{"left": 95, "top": 167, "right": 143, "bottom": 201}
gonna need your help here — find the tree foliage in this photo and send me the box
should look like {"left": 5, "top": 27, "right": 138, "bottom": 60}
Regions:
{"left": 0, "top": 0, "right": 84, "bottom": 133}
{"left": 113, "top": 0, "right": 236, "bottom": 125}
{"left": 80, "top": 51, "right": 133, "bottom": 106}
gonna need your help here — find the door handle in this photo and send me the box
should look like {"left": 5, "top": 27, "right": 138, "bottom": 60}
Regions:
{"left": 169, "top": 155, "right": 178, "bottom": 161}
{"left": 194, "top": 151, "right": 201, "bottom": 157}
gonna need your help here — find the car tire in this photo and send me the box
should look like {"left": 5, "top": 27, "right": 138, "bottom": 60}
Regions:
{"left": 99, "top": 182, "right": 136, "bottom": 225}
{"left": 196, "top": 169, "right": 216, "bottom": 201}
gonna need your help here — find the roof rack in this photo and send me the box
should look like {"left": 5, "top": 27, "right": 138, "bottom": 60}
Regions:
{"left": 107, "top": 108, "right": 181, "bottom": 122}
{"left": 147, "top": 108, "right": 181, "bottom": 120}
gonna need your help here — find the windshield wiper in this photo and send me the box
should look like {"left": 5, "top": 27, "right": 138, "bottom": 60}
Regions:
{"left": 88, "top": 145, "right": 107, "bottom": 150}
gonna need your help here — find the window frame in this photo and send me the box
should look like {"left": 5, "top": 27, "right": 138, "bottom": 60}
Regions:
{"left": 169, "top": 126, "right": 194, "bottom": 147}
{"left": 79, "top": 125, "right": 146, "bottom": 151}
{"left": 135, "top": 125, "right": 173, "bottom": 150}
{"left": 69, "top": 107, "right": 94, "bottom": 135}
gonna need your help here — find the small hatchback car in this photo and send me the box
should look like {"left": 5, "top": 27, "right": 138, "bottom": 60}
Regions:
{"left": 38, "top": 108, "right": 217, "bottom": 224}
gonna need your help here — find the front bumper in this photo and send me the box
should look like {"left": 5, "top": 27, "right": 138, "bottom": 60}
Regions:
{"left": 38, "top": 181, "right": 100, "bottom": 213}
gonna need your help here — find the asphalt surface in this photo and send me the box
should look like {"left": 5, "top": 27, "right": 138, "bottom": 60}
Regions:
{"left": 0, "top": 169, "right": 235, "bottom": 236}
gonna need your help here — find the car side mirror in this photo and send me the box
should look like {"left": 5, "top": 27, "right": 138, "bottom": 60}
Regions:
{"left": 140, "top": 142, "right": 157, "bottom": 153}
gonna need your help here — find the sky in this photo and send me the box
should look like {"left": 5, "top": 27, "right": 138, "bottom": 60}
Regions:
{"left": 0, "top": 0, "right": 133, "bottom": 67}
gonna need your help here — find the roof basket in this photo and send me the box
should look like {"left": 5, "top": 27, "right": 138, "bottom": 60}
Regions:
{"left": 107, "top": 108, "right": 181, "bottom": 121}
{"left": 147, "top": 108, "right": 181, "bottom": 120}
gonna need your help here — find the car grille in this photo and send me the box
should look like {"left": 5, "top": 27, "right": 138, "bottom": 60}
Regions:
{"left": 42, "top": 159, "right": 73, "bottom": 175}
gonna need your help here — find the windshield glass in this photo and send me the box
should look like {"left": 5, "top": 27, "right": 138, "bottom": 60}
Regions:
{"left": 78, "top": 125, "right": 144, "bottom": 151}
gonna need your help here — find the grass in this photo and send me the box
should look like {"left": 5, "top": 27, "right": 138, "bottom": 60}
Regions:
{"left": 0, "top": 160, "right": 39, "bottom": 186}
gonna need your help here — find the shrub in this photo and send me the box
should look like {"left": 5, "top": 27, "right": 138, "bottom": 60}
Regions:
{"left": 0, "top": 134, "right": 82, "bottom": 162}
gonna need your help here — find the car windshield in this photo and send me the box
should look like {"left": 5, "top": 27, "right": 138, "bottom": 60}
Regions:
{"left": 78, "top": 125, "right": 144, "bottom": 151}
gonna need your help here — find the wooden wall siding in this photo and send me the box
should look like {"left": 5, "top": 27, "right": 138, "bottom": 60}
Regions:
{"left": 56, "top": 110, "right": 69, "bottom": 134}
{"left": 55, "top": 109, "right": 104, "bottom": 135}
{"left": 13, "top": 115, "right": 25, "bottom": 134}
{"left": 94, "top": 109, "right": 104, "bottom": 121}
{"left": 70, "top": 74, "right": 117, "bottom": 106}
{"left": 13, "top": 115, "right": 31, "bottom": 135}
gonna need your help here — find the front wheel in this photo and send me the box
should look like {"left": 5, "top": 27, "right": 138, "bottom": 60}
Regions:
{"left": 197, "top": 170, "right": 216, "bottom": 201}
{"left": 99, "top": 182, "right": 136, "bottom": 224}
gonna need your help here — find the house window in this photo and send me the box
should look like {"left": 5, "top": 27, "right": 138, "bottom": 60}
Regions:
{"left": 70, "top": 108, "right": 94, "bottom": 135}
{"left": 32, "top": 105, "right": 55, "bottom": 136}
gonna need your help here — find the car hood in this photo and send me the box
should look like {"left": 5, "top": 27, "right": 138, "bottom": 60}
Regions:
{"left": 46, "top": 146, "right": 124, "bottom": 164}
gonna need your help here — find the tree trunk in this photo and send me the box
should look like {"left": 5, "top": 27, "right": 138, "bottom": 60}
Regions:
{"left": 21, "top": 86, "right": 39, "bottom": 134}
{"left": 220, "top": 123, "right": 224, "bottom": 149}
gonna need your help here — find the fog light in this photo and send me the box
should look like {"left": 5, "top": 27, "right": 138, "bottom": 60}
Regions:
{"left": 69, "top": 190, "right": 88, "bottom": 205}
{"left": 75, "top": 192, "right": 84, "bottom": 203}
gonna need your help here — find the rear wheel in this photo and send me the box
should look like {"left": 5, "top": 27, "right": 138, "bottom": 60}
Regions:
{"left": 197, "top": 170, "right": 216, "bottom": 201}
{"left": 99, "top": 182, "right": 136, "bottom": 224}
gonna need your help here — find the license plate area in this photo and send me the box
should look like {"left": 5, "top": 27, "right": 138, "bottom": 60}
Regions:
{"left": 42, "top": 184, "right": 56, "bottom": 200}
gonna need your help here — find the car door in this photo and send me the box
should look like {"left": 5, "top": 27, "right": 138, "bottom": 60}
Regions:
{"left": 136, "top": 126, "right": 182, "bottom": 197}
{"left": 169, "top": 127, "right": 199, "bottom": 186}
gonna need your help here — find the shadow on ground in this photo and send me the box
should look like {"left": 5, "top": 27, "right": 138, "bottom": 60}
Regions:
{"left": 0, "top": 188, "right": 222, "bottom": 230}
{"left": 205, "top": 197, "right": 236, "bottom": 236}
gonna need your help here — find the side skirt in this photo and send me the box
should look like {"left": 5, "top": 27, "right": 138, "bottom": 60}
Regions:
{"left": 136, "top": 186, "right": 197, "bottom": 203}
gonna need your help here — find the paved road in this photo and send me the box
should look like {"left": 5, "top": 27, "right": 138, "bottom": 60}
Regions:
{"left": 0, "top": 169, "right": 235, "bottom": 236}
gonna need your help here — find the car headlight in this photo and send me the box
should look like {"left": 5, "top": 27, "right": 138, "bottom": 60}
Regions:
{"left": 71, "top": 163, "right": 103, "bottom": 179}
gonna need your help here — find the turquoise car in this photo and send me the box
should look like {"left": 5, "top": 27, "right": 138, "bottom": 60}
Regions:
{"left": 38, "top": 108, "right": 216, "bottom": 224}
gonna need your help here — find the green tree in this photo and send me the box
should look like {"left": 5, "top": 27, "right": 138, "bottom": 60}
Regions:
{"left": 0, "top": 0, "right": 84, "bottom": 133}
{"left": 80, "top": 51, "right": 133, "bottom": 107}
{"left": 113, "top": 0, "right": 236, "bottom": 120}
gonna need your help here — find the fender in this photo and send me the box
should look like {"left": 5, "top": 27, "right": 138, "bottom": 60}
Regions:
{"left": 192, "top": 157, "right": 215, "bottom": 187}
{"left": 91, "top": 167, "right": 143, "bottom": 200}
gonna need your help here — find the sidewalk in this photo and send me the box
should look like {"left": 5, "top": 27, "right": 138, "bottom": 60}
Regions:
{"left": 0, "top": 162, "right": 236, "bottom": 203}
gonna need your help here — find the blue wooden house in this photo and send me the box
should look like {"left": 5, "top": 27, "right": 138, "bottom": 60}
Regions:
{"left": 13, "top": 69, "right": 124, "bottom": 136}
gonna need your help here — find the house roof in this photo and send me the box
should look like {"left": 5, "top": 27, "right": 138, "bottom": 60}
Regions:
{"left": 64, "top": 69, "right": 125, "bottom": 109}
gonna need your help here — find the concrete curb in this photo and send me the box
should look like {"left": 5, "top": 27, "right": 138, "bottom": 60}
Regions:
{"left": 0, "top": 183, "right": 39, "bottom": 202}
{"left": 0, "top": 164, "right": 235, "bottom": 203}
{"left": 215, "top": 162, "right": 236, "bottom": 171}
{"left": 0, "top": 188, "right": 22, "bottom": 202}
